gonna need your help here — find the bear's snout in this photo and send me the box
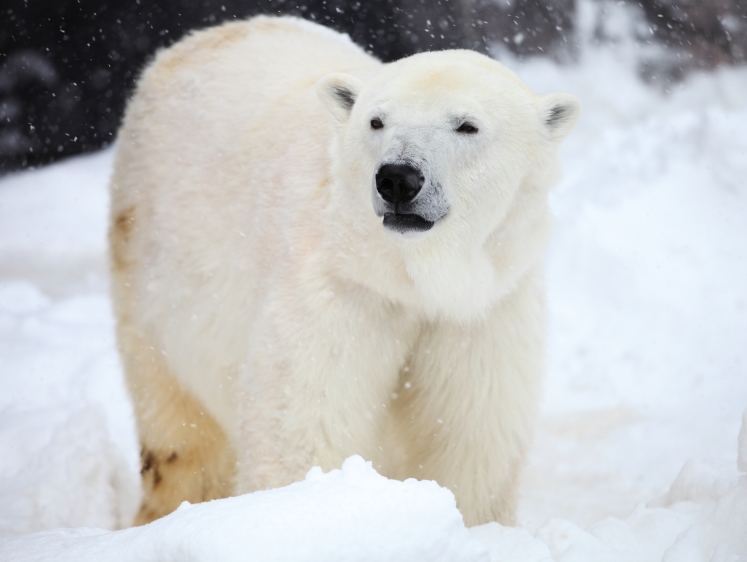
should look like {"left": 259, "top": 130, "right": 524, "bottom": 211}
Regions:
{"left": 375, "top": 164, "right": 424, "bottom": 205}
{"left": 372, "top": 162, "right": 449, "bottom": 234}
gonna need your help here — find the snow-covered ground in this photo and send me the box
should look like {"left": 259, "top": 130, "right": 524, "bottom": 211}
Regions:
{"left": 1, "top": 5, "right": 746, "bottom": 560}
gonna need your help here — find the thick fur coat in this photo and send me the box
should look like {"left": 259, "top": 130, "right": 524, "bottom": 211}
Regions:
{"left": 109, "top": 16, "right": 580, "bottom": 526}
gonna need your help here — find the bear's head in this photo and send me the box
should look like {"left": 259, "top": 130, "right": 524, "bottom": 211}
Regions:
{"left": 317, "top": 50, "right": 580, "bottom": 320}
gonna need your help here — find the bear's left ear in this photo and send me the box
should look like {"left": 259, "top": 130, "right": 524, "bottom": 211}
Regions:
{"left": 316, "top": 73, "right": 365, "bottom": 124}
{"left": 537, "top": 93, "right": 581, "bottom": 143}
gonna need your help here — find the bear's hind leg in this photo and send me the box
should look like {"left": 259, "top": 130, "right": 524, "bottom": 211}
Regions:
{"left": 119, "top": 327, "right": 236, "bottom": 525}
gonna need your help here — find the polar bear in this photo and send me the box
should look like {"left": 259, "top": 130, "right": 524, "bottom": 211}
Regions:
{"left": 109, "top": 16, "right": 580, "bottom": 527}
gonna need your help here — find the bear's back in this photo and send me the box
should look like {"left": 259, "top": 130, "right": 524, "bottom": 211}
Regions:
{"left": 115, "top": 16, "right": 378, "bottom": 186}
{"left": 144, "top": 16, "right": 377, "bottom": 102}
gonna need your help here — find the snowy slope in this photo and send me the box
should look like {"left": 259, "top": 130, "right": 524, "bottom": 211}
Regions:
{"left": 0, "top": 456, "right": 491, "bottom": 562}
{"left": 515, "top": 55, "right": 747, "bottom": 534}
{"left": 1, "top": 7, "right": 746, "bottom": 560}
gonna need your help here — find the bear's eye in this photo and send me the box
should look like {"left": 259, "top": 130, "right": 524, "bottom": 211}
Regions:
{"left": 456, "top": 122, "right": 478, "bottom": 134}
{"left": 370, "top": 118, "right": 384, "bottom": 130}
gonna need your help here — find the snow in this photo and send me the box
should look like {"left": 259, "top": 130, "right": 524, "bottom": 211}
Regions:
{"left": 1, "top": 4, "right": 746, "bottom": 559}
{"left": 0, "top": 150, "right": 141, "bottom": 537}
{"left": 0, "top": 456, "right": 489, "bottom": 562}
{"left": 511, "top": 37, "right": 747, "bottom": 540}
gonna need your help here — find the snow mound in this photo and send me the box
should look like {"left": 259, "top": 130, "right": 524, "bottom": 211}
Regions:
{"left": 4, "top": 432, "right": 746, "bottom": 562}
{"left": 0, "top": 150, "right": 111, "bottom": 296}
{"left": 0, "top": 276, "right": 141, "bottom": 537}
{"left": 0, "top": 407, "right": 139, "bottom": 536}
{"left": 0, "top": 456, "right": 489, "bottom": 562}
{"left": 474, "top": 410, "right": 747, "bottom": 561}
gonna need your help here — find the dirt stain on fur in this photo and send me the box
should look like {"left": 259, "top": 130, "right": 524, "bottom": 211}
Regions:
{"left": 110, "top": 204, "right": 135, "bottom": 273}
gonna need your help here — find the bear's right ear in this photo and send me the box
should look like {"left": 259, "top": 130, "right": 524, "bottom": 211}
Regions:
{"left": 537, "top": 93, "right": 582, "bottom": 143}
{"left": 316, "top": 73, "right": 365, "bottom": 123}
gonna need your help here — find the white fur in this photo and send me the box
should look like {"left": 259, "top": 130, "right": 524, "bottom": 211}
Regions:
{"left": 110, "top": 16, "right": 580, "bottom": 526}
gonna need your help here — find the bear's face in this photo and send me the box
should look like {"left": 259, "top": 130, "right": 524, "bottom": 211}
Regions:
{"left": 358, "top": 57, "right": 537, "bottom": 240}
{"left": 318, "top": 51, "right": 578, "bottom": 239}
{"left": 317, "top": 50, "right": 580, "bottom": 319}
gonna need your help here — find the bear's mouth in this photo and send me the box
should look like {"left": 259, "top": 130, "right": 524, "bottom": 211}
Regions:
{"left": 382, "top": 213, "right": 434, "bottom": 234}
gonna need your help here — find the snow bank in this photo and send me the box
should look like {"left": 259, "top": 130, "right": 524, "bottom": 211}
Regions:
{"left": 510, "top": 1, "right": 747, "bottom": 530}
{"left": 471, "top": 411, "right": 747, "bottom": 561}
{"left": 3, "top": 422, "right": 746, "bottom": 562}
{"left": 0, "top": 456, "right": 489, "bottom": 562}
{"left": 0, "top": 404, "right": 138, "bottom": 536}
{"left": 0, "top": 151, "right": 141, "bottom": 536}
{"left": 0, "top": 150, "right": 111, "bottom": 296}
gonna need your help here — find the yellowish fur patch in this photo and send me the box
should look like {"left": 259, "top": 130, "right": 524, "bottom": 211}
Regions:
{"left": 110, "top": 204, "right": 236, "bottom": 525}
{"left": 119, "top": 323, "right": 236, "bottom": 526}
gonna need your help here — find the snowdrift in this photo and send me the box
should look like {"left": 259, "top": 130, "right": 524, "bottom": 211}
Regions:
{"left": 2, "top": 420, "right": 746, "bottom": 561}
{"left": 0, "top": 456, "right": 489, "bottom": 562}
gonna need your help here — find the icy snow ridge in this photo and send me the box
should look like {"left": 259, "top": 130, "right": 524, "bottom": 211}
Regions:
{"left": 0, "top": 456, "right": 489, "bottom": 562}
{"left": 2, "top": 431, "right": 747, "bottom": 561}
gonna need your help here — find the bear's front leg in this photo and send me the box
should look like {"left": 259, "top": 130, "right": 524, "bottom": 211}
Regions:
{"left": 391, "top": 269, "right": 545, "bottom": 526}
{"left": 233, "top": 281, "right": 418, "bottom": 494}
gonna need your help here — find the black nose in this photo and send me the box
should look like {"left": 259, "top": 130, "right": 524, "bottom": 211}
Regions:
{"left": 375, "top": 164, "right": 424, "bottom": 204}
